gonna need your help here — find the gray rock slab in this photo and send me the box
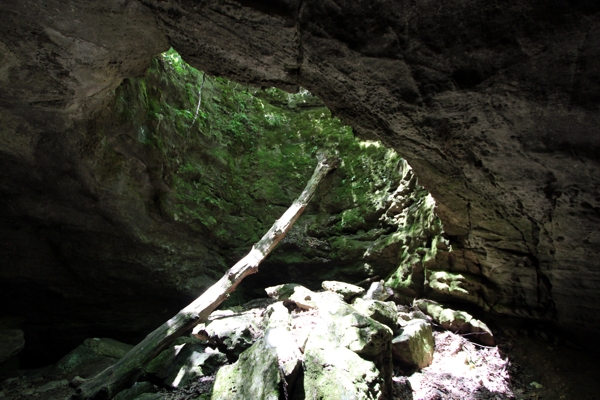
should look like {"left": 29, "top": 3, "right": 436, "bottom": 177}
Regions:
{"left": 353, "top": 298, "right": 399, "bottom": 332}
{"left": 203, "top": 313, "right": 261, "bottom": 357}
{"left": 35, "top": 379, "right": 68, "bottom": 393}
{"left": 265, "top": 284, "right": 319, "bottom": 310}
{"left": 363, "top": 281, "right": 393, "bottom": 301}
{"left": 391, "top": 319, "right": 434, "bottom": 369}
{"left": 303, "top": 347, "right": 383, "bottom": 400}
{"left": 163, "top": 345, "right": 226, "bottom": 388}
{"left": 304, "top": 292, "right": 393, "bottom": 398}
{"left": 322, "top": 280, "right": 366, "bottom": 302}
{"left": 83, "top": 337, "right": 133, "bottom": 359}
{"left": 415, "top": 299, "right": 494, "bottom": 345}
{"left": 211, "top": 337, "right": 280, "bottom": 400}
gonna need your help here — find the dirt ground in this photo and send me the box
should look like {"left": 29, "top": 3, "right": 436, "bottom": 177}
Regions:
{"left": 500, "top": 334, "right": 600, "bottom": 400}
{"left": 393, "top": 330, "right": 600, "bottom": 400}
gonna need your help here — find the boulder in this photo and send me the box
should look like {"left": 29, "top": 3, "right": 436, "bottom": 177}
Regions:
{"left": 352, "top": 298, "right": 399, "bottom": 332}
{"left": 397, "top": 310, "right": 429, "bottom": 327}
{"left": 322, "top": 280, "right": 366, "bottom": 302}
{"left": 306, "top": 293, "right": 392, "bottom": 357}
{"left": 82, "top": 337, "right": 133, "bottom": 359}
{"left": 200, "top": 312, "right": 261, "bottom": 357}
{"left": 162, "top": 345, "right": 227, "bottom": 388}
{"left": 55, "top": 338, "right": 132, "bottom": 378}
{"left": 391, "top": 319, "right": 434, "bottom": 369}
{"left": 35, "top": 379, "right": 69, "bottom": 393}
{"left": 144, "top": 336, "right": 224, "bottom": 383}
{"left": 262, "top": 301, "right": 291, "bottom": 330}
{"left": 304, "top": 291, "right": 393, "bottom": 398}
{"left": 265, "top": 284, "right": 319, "bottom": 310}
{"left": 303, "top": 347, "right": 383, "bottom": 400}
{"left": 263, "top": 302, "right": 302, "bottom": 387}
{"left": 211, "top": 337, "right": 281, "bottom": 400}
{"left": 415, "top": 299, "right": 495, "bottom": 346}
{"left": 363, "top": 281, "right": 394, "bottom": 301}
{"left": 144, "top": 345, "right": 184, "bottom": 379}
{"left": 426, "top": 271, "right": 483, "bottom": 304}
{"left": 0, "top": 329, "right": 25, "bottom": 363}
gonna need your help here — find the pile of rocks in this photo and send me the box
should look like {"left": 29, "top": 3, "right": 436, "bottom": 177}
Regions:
{"left": 0, "top": 280, "right": 495, "bottom": 400}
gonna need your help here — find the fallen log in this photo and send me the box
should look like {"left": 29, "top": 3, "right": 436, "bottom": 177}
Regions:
{"left": 74, "top": 152, "right": 338, "bottom": 399}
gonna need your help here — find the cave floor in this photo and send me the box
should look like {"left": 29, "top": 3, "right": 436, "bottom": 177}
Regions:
{"left": 391, "top": 331, "right": 600, "bottom": 400}
{"left": 1, "top": 331, "right": 599, "bottom": 399}
{"left": 499, "top": 335, "right": 600, "bottom": 400}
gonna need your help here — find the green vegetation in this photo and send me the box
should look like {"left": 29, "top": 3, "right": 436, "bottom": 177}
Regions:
{"left": 111, "top": 48, "right": 444, "bottom": 293}
{"left": 114, "top": 49, "right": 398, "bottom": 241}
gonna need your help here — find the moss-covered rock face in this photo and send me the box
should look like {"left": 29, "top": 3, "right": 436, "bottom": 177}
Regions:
{"left": 108, "top": 49, "right": 444, "bottom": 301}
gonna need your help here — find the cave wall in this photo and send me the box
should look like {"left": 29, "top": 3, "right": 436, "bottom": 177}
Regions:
{"left": 1, "top": 0, "right": 600, "bottom": 354}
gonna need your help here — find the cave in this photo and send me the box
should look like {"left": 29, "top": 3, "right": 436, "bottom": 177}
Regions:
{"left": 1, "top": 0, "right": 600, "bottom": 399}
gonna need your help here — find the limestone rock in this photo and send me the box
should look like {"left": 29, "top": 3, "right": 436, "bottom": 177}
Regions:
{"left": 263, "top": 302, "right": 302, "bottom": 388}
{"left": 426, "top": 270, "right": 483, "bottom": 304}
{"left": 202, "top": 313, "right": 261, "bottom": 357}
{"left": 363, "top": 281, "right": 394, "bottom": 301}
{"left": 262, "top": 302, "right": 292, "bottom": 330}
{"left": 322, "top": 280, "right": 366, "bottom": 302}
{"left": 306, "top": 294, "right": 393, "bottom": 358}
{"left": 145, "top": 345, "right": 182, "bottom": 379}
{"left": 0, "top": 329, "right": 25, "bottom": 363}
{"left": 415, "top": 299, "right": 495, "bottom": 346}
{"left": 35, "top": 379, "right": 69, "bottom": 393}
{"left": 265, "top": 284, "right": 319, "bottom": 310}
{"left": 391, "top": 319, "right": 434, "bottom": 369}
{"left": 398, "top": 310, "right": 429, "bottom": 327}
{"left": 304, "top": 292, "right": 393, "bottom": 398}
{"left": 352, "top": 298, "right": 399, "bottom": 332}
{"left": 55, "top": 338, "right": 132, "bottom": 378}
{"left": 162, "top": 345, "right": 226, "bottom": 388}
{"left": 303, "top": 347, "right": 383, "bottom": 400}
{"left": 211, "top": 337, "right": 280, "bottom": 400}
{"left": 82, "top": 337, "right": 133, "bottom": 359}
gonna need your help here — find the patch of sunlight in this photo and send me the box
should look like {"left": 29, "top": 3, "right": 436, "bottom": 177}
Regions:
{"left": 407, "top": 331, "right": 513, "bottom": 399}
{"left": 424, "top": 193, "right": 436, "bottom": 209}
{"left": 358, "top": 140, "right": 382, "bottom": 149}
{"left": 172, "top": 365, "right": 187, "bottom": 388}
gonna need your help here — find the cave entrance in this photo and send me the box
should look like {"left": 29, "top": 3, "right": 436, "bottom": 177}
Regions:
{"left": 112, "top": 48, "right": 446, "bottom": 307}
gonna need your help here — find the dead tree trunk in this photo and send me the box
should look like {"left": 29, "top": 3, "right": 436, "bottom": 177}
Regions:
{"left": 75, "top": 152, "right": 338, "bottom": 400}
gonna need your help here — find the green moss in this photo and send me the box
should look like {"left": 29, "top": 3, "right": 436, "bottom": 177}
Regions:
{"left": 112, "top": 52, "right": 346, "bottom": 239}
{"left": 110, "top": 48, "right": 445, "bottom": 295}
{"left": 337, "top": 208, "right": 368, "bottom": 231}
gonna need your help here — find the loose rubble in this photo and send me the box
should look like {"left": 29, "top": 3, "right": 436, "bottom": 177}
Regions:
{"left": 0, "top": 280, "right": 579, "bottom": 399}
